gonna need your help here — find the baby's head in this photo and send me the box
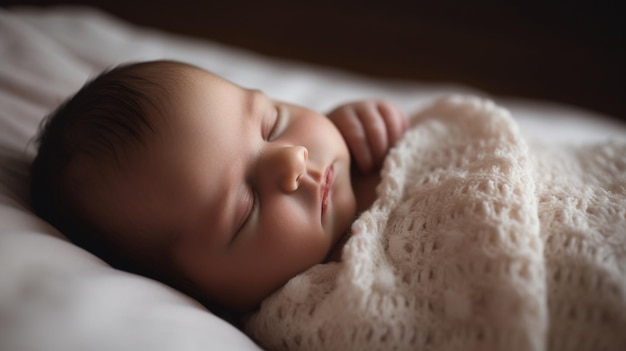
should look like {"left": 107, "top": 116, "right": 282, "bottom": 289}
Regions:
{"left": 31, "top": 60, "right": 356, "bottom": 312}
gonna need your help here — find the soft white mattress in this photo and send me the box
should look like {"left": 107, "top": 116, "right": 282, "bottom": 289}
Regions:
{"left": 1, "top": 6, "right": 625, "bottom": 351}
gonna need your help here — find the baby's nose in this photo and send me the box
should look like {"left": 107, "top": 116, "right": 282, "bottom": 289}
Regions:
{"left": 277, "top": 146, "right": 308, "bottom": 192}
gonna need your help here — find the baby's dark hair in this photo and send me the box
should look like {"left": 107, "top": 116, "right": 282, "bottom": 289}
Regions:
{"left": 30, "top": 60, "right": 238, "bottom": 319}
{"left": 30, "top": 60, "right": 178, "bottom": 269}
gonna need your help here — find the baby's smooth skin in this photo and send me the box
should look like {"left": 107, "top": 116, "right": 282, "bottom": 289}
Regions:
{"left": 80, "top": 62, "right": 407, "bottom": 312}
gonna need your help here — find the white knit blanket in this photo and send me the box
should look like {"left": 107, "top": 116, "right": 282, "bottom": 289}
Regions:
{"left": 245, "top": 96, "right": 626, "bottom": 351}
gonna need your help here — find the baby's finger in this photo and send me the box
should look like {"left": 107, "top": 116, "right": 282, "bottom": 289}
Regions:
{"left": 376, "top": 100, "right": 408, "bottom": 146}
{"left": 355, "top": 103, "right": 389, "bottom": 167}
{"left": 332, "top": 109, "right": 374, "bottom": 172}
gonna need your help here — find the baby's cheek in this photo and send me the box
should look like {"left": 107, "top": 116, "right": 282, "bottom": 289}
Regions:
{"left": 261, "top": 217, "right": 327, "bottom": 266}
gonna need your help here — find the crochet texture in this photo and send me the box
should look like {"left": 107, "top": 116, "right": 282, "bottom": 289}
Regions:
{"left": 245, "top": 95, "right": 626, "bottom": 351}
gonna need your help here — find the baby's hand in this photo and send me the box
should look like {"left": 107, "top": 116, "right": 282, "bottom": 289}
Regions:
{"left": 328, "top": 100, "right": 407, "bottom": 174}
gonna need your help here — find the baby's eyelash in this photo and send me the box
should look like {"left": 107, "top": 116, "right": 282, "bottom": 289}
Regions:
{"left": 267, "top": 105, "right": 283, "bottom": 141}
{"left": 239, "top": 187, "right": 259, "bottom": 233}
{"left": 234, "top": 186, "right": 257, "bottom": 239}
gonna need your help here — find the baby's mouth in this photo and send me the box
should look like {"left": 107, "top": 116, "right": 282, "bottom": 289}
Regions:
{"left": 320, "top": 164, "right": 335, "bottom": 217}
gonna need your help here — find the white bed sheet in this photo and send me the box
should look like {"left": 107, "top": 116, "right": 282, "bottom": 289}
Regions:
{"left": 1, "top": 6, "right": 625, "bottom": 351}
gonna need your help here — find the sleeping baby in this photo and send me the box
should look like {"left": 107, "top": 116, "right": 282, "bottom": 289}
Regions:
{"left": 30, "top": 59, "right": 407, "bottom": 312}
{"left": 31, "top": 60, "right": 626, "bottom": 351}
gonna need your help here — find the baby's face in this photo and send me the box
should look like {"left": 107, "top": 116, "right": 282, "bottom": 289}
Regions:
{"left": 100, "top": 65, "right": 356, "bottom": 311}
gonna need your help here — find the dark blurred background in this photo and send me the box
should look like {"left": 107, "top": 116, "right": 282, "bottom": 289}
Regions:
{"left": 3, "top": 0, "right": 625, "bottom": 120}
